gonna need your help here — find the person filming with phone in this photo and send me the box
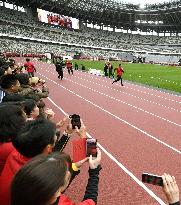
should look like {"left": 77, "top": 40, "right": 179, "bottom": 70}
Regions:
{"left": 11, "top": 150, "right": 102, "bottom": 205}
{"left": 142, "top": 172, "right": 180, "bottom": 205}
{"left": 162, "top": 173, "right": 180, "bottom": 205}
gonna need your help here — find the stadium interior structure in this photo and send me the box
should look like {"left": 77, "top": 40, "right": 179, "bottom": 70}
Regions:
{"left": 1, "top": 0, "right": 181, "bottom": 64}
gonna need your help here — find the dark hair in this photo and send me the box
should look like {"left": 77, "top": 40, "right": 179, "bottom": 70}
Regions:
{"left": 0, "top": 74, "right": 18, "bottom": 90}
{"left": 0, "top": 101, "right": 24, "bottom": 107}
{"left": 16, "top": 73, "right": 29, "bottom": 85}
{"left": 9, "top": 58, "right": 15, "bottom": 64}
{"left": 11, "top": 152, "right": 69, "bottom": 205}
{"left": 1, "top": 63, "right": 11, "bottom": 71}
{"left": 0, "top": 105, "right": 26, "bottom": 142}
{"left": 26, "top": 58, "right": 30, "bottom": 62}
{"left": 12, "top": 118, "right": 56, "bottom": 157}
{"left": 9, "top": 62, "right": 16, "bottom": 68}
{"left": 37, "top": 99, "right": 45, "bottom": 108}
{"left": 0, "top": 63, "right": 11, "bottom": 76}
{"left": 0, "top": 67, "right": 5, "bottom": 77}
{"left": 23, "top": 99, "right": 37, "bottom": 116}
{"left": 0, "top": 58, "right": 6, "bottom": 67}
{"left": 2, "top": 93, "right": 25, "bottom": 103}
{"left": 119, "top": 64, "right": 122, "bottom": 67}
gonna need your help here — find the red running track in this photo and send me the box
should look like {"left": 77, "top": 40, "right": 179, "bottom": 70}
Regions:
{"left": 16, "top": 59, "right": 181, "bottom": 205}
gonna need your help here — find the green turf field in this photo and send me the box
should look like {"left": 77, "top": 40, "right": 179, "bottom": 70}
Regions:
{"left": 73, "top": 60, "right": 181, "bottom": 93}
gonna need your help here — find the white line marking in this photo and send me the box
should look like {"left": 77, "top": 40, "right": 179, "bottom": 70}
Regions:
{"left": 45, "top": 68, "right": 181, "bottom": 113}
{"left": 38, "top": 72, "right": 181, "bottom": 154}
{"left": 73, "top": 74, "right": 181, "bottom": 113}
{"left": 77, "top": 71, "right": 181, "bottom": 103}
{"left": 42, "top": 69, "right": 181, "bottom": 127}
{"left": 47, "top": 97, "right": 166, "bottom": 205}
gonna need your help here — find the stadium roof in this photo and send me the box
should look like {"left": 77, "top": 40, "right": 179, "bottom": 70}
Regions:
{"left": 117, "top": 0, "right": 171, "bottom": 5}
{"left": 4, "top": 0, "right": 181, "bottom": 33}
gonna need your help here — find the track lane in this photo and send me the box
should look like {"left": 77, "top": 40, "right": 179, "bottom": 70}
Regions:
{"left": 43, "top": 68, "right": 181, "bottom": 125}
{"left": 44, "top": 99, "right": 166, "bottom": 205}
{"left": 38, "top": 70, "right": 181, "bottom": 150}
{"left": 76, "top": 70, "right": 181, "bottom": 105}
{"left": 15, "top": 59, "right": 181, "bottom": 204}
{"left": 36, "top": 70, "right": 181, "bottom": 205}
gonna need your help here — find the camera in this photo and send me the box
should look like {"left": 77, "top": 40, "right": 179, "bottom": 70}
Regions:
{"left": 142, "top": 173, "right": 163, "bottom": 186}
{"left": 69, "top": 114, "right": 81, "bottom": 129}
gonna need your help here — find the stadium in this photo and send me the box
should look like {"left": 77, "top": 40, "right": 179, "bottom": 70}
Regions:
{"left": 0, "top": 0, "right": 180, "bottom": 205}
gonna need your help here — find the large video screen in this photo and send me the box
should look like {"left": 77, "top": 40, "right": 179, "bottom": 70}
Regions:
{"left": 37, "top": 9, "right": 79, "bottom": 30}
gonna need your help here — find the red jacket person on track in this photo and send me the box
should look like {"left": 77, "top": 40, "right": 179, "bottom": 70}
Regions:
{"left": 66, "top": 60, "right": 73, "bottom": 75}
{"left": 112, "top": 64, "right": 124, "bottom": 86}
{"left": 24, "top": 58, "right": 36, "bottom": 77}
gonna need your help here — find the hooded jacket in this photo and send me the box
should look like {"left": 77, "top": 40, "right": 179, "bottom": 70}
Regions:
{"left": 0, "top": 149, "right": 30, "bottom": 205}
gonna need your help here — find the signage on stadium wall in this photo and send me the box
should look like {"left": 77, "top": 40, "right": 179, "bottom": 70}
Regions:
{"left": 37, "top": 9, "right": 79, "bottom": 30}
{"left": 62, "top": 56, "right": 73, "bottom": 61}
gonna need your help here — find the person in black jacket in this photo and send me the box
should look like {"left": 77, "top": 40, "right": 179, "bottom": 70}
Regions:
{"left": 104, "top": 63, "right": 108, "bottom": 77}
{"left": 54, "top": 58, "right": 64, "bottom": 80}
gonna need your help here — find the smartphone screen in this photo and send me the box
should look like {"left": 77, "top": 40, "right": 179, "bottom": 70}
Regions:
{"left": 86, "top": 139, "right": 97, "bottom": 157}
{"left": 142, "top": 173, "right": 163, "bottom": 186}
{"left": 69, "top": 114, "right": 81, "bottom": 129}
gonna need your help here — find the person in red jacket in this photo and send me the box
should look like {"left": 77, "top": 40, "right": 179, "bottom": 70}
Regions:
{"left": 112, "top": 64, "right": 124, "bottom": 86}
{"left": 11, "top": 150, "right": 101, "bottom": 205}
{"left": 0, "top": 104, "right": 26, "bottom": 174}
{"left": 0, "top": 118, "right": 86, "bottom": 205}
{"left": 24, "top": 58, "right": 36, "bottom": 77}
{"left": 66, "top": 60, "right": 73, "bottom": 75}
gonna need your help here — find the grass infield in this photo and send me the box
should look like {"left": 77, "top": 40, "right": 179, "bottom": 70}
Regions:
{"left": 73, "top": 60, "right": 181, "bottom": 93}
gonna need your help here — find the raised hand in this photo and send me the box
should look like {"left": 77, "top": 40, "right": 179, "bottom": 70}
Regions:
{"left": 162, "top": 173, "right": 179, "bottom": 204}
{"left": 89, "top": 148, "right": 101, "bottom": 169}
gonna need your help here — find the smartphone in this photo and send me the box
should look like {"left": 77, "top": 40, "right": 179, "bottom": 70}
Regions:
{"left": 69, "top": 114, "right": 81, "bottom": 129}
{"left": 142, "top": 173, "right": 163, "bottom": 186}
{"left": 86, "top": 138, "right": 97, "bottom": 157}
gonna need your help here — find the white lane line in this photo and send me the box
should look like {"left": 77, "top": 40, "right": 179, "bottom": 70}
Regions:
{"left": 38, "top": 72, "right": 181, "bottom": 154}
{"left": 47, "top": 96, "right": 166, "bottom": 205}
{"left": 44, "top": 68, "right": 180, "bottom": 113}
{"left": 76, "top": 70, "right": 181, "bottom": 103}
{"left": 73, "top": 74, "right": 181, "bottom": 113}
{"left": 42, "top": 69, "right": 181, "bottom": 127}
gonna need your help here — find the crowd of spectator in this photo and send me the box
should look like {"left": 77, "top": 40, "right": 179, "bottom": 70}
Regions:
{"left": 1, "top": 5, "right": 181, "bottom": 57}
{"left": 0, "top": 38, "right": 123, "bottom": 60}
{"left": 0, "top": 57, "right": 102, "bottom": 205}
{"left": 0, "top": 20, "right": 181, "bottom": 54}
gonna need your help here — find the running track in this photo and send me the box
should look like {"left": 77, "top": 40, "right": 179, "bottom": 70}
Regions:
{"left": 16, "top": 59, "right": 181, "bottom": 205}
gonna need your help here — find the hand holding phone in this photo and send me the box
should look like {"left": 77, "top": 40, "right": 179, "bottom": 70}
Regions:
{"left": 89, "top": 148, "right": 101, "bottom": 169}
{"left": 162, "top": 173, "right": 179, "bottom": 204}
{"left": 142, "top": 173, "right": 163, "bottom": 186}
{"left": 72, "top": 138, "right": 98, "bottom": 163}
